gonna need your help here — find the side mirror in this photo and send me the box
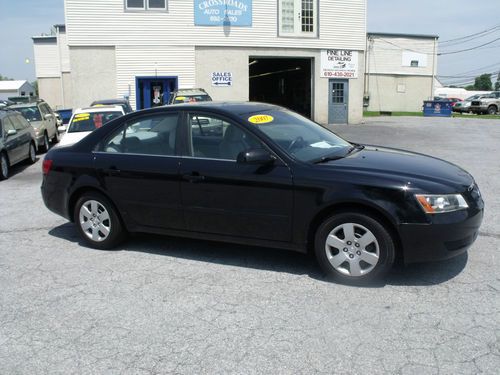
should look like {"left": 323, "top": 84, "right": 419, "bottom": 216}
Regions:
{"left": 58, "top": 125, "right": 67, "bottom": 133}
{"left": 44, "top": 113, "right": 53, "bottom": 120}
{"left": 7, "top": 129, "right": 17, "bottom": 136}
{"left": 237, "top": 149, "right": 275, "bottom": 165}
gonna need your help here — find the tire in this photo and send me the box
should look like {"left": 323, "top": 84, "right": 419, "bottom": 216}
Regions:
{"left": 314, "top": 212, "right": 395, "bottom": 284}
{"left": 40, "top": 132, "right": 50, "bottom": 153}
{"left": 27, "top": 142, "right": 36, "bottom": 164}
{"left": 0, "top": 152, "right": 9, "bottom": 180}
{"left": 74, "top": 191, "right": 126, "bottom": 250}
{"left": 487, "top": 106, "right": 498, "bottom": 115}
{"left": 52, "top": 128, "right": 60, "bottom": 144}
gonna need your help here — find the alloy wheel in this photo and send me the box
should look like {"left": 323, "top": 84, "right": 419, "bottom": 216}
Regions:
{"left": 324, "top": 222, "right": 380, "bottom": 277}
{"left": 78, "top": 200, "right": 112, "bottom": 242}
{"left": 0, "top": 154, "right": 8, "bottom": 179}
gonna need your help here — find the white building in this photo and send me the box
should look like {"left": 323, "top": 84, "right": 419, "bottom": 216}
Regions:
{"left": 0, "top": 80, "right": 36, "bottom": 101}
{"left": 365, "top": 32, "right": 439, "bottom": 113}
{"left": 33, "top": 0, "right": 368, "bottom": 124}
{"left": 32, "top": 24, "right": 72, "bottom": 110}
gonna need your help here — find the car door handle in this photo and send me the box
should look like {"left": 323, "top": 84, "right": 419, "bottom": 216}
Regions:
{"left": 103, "top": 167, "right": 121, "bottom": 176}
{"left": 182, "top": 173, "right": 205, "bottom": 183}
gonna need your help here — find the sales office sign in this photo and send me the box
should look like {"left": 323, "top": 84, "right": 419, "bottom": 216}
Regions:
{"left": 321, "top": 50, "right": 359, "bottom": 79}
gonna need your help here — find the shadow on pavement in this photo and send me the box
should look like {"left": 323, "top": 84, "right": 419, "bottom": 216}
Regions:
{"left": 49, "top": 223, "right": 468, "bottom": 288}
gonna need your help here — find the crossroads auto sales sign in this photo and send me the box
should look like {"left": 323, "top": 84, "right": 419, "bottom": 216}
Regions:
{"left": 195, "top": 0, "right": 252, "bottom": 27}
{"left": 320, "top": 50, "right": 359, "bottom": 79}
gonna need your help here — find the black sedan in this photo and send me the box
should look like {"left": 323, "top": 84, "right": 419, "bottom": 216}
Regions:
{"left": 1, "top": 109, "right": 37, "bottom": 180}
{"left": 41, "top": 102, "right": 484, "bottom": 283}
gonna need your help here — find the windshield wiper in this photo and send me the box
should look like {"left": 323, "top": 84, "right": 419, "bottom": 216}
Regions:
{"left": 312, "top": 154, "right": 345, "bottom": 164}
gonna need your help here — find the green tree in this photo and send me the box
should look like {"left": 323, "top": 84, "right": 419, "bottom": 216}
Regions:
{"left": 473, "top": 74, "right": 493, "bottom": 91}
{"left": 495, "top": 72, "right": 500, "bottom": 91}
{"left": 31, "top": 80, "right": 38, "bottom": 95}
{"left": 0, "top": 74, "right": 13, "bottom": 81}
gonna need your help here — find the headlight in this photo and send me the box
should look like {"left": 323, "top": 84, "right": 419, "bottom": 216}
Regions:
{"left": 415, "top": 194, "right": 468, "bottom": 214}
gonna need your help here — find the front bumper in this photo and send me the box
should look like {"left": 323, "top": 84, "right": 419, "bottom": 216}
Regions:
{"left": 469, "top": 105, "right": 488, "bottom": 113}
{"left": 399, "top": 208, "right": 484, "bottom": 264}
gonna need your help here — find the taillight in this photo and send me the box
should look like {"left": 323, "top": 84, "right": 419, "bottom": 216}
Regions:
{"left": 42, "top": 159, "right": 53, "bottom": 175}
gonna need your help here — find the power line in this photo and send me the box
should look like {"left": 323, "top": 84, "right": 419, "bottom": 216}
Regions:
{"left": 440, "top": 24, "right": 500, "bottom": 45}
{"left": 438, "top": 38, "right": 500, "bottom": 56}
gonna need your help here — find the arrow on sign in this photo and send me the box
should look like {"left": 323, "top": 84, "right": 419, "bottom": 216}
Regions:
{"left": 213, "top": 81, "right": 232, "bottom": 86}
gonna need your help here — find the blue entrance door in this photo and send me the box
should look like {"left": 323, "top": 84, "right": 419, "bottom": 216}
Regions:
{"left": 136, "top": 77, "right": 178, "bottom": 110}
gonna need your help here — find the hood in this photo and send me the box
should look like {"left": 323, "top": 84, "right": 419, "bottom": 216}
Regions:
{"left": 320, "top": 146, "right": 473, "bottom": 191}
{"left": 59, "top": 131, "right": 91, "bottom": 147}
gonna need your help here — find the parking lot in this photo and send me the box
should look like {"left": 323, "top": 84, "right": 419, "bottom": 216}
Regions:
{"left": 1, "top": 116, "right": 499, "bottom": 374}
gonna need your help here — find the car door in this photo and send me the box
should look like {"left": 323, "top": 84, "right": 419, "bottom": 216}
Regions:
{"left": 41, "top": 103, "right": 56, "bottom": 137}
{"left": 94, "top": 112, "right": 185, "bottom": 231}
{"left": 179, "top": 111, "right": 294, "bottom": 242}
{"left": 2, "top": 116, "right": 22, "bottom": 164}
{"left": 10, "top": 114, "right": 31, "bottom": 158}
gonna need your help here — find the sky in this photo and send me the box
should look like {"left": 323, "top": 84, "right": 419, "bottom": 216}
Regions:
{"left": 0, "top": 0, "right": 499, "bottom": 86}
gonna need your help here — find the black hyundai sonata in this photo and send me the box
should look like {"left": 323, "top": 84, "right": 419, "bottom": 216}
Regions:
{"left": 41, "top": 102, "right": 484, "bottom": 283}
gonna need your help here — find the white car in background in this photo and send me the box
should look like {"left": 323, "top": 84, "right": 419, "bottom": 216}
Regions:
{"left": 59, "top": 106, "right": 125, "bottom": 146}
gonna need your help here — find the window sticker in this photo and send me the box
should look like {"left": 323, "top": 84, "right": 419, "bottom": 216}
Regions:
{"left": 248, "top": 115, "right": 274, "bottom": 124}
{"left": 73, "top": 113, "right": 90, "bottom": 122}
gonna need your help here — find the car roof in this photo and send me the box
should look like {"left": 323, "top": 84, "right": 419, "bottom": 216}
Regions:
{"left": 9, "top": 102, "right": 41, "bottom": 109}
{"left": 173, "top": 89, "right": 209, "bottom": 95}
{"left": 165, "top": 101, "right": 280, "bottom": 115}
{"left": 74, "top": 106, "right": 124, "bottom": 113}
{"left": 91, "top": 99, "right": 129, "bottom": 105}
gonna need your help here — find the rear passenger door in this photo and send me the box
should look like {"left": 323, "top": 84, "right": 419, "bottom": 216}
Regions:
{"left": 10, "top": 114, "right": 31, "bottom": 159}
{"left": 94, "top": 112, "right": 185, "bottom": 231}
{"left": 2, "top": 117, "right": 22, "bottom": 164}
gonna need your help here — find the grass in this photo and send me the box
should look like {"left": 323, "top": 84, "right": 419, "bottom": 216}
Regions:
{"left": 364, "top": 111, "right": 500, "bottom": 120}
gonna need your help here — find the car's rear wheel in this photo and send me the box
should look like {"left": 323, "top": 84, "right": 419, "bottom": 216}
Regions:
{"left": 314, "top": 212, "right": 395, "bottom": 284}
{"left": 74, "top": 192, "right": 125, "bottom": 249}
{"left": 0, "top": 152, "right": 9, "bottom": 180}
{"left": 40, "top": 132, "right": 50, "bottom": 153}
{"left": 27, "top": 142, "right": 36, "bottom": 164}
{"left": 487, "top": 106, "right": 498, "bottom": 115}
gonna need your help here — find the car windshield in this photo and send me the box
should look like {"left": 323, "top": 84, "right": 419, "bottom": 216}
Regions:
{"left": 15, "top": 106, "right": 42, "bottom": 122}
{"left": 244, "top": 109, "right": 352, "bottom": 162}
{"left": 68, "top": 111, "right": 123, "bottom": 133}
{"left": 173, "top": 95, "right": 212, "bottom": 104}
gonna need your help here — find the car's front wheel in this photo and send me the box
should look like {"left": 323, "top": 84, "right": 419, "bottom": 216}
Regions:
{"left": 52, "top": 128, "right": 60, "bottom": 143}
{"left": 74, "top": 192, "right": 125, "bottom": 249}
{"left": 314, "top": 212, "right": 395, "bottom": 284}
{"left": 0, "top": 152, "right": 9, "bottom": 180}
{"left": 40, "top": 132, "right": 50, "bottom": 153}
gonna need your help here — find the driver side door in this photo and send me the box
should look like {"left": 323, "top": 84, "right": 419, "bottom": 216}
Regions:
{"left": 179, "top": 112, "right": 294, "bottom": 243}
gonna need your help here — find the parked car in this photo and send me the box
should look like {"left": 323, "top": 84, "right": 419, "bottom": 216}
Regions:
{"left": 56, "top": 109, "right": 74, "bottom": 129}
{"left": 469, "top": 91, "right": 500, "bottom": 115}
{"left": 91, "top": 99, "right": 133, "bottom": 114}
{"left": 0, "top": 109, "right": 37, "bottom": 180}
{"left": 58, "top": 106, "right": 125, "bottom": 147}
{"left": 9, "top": 100, "right": 59, "bottom": 152}
{"left": 453, "top": 94, "right": 483, "bottom": 113}
{"left": 41, "top": 102, "right": 484, "bottom": 284}
{"left": 167, "top": 88, "right": 212, "bottom": 105}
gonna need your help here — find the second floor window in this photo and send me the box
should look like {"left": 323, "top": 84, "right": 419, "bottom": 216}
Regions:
{"left": 126, "top": 0, "right": 167, "bottom": 11}
{"left": 279, "top": 0, "right": 317, "bottom": 37}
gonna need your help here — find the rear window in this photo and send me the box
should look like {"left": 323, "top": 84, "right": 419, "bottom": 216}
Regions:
{"left": 173, "top": 95, "right": 212, "bottom": 104}
{"left": 68, "top": 111, "right": 123, "bottom": 133}
{"left": 16, "top": 106, "right": 42, "bottom": 122}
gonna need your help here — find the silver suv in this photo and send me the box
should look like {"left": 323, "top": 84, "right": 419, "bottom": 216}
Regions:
{"left": 9, "top": 100, "right": 59, "bottom": 152}
{"left": 469, "top": 91, "right": 500, "bottom": 115}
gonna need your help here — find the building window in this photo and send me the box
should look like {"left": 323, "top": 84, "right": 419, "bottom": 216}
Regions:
{"left": 410, "top": 60, "right": 419, "bottom": 67}
{"left": 21, "top": 91, "right": 26, "bottom": 96}
{"left": 279, "top": 0, "right": 317, "bottom": 37}
{"left": 125, "top": 0, "right": 167, "bottom": 11}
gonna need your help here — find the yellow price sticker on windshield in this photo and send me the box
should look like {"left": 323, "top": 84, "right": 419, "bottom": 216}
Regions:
{"left": 73, "top": 113, "right": 90, "bottom": 122}
{"left": 248, "top": 115, "right": 274, "bottom": 124}
{"left": 175, "top": 96, "right": 186, "bottom": 101}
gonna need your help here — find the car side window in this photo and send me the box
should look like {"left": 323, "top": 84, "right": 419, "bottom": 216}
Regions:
{"left": 15, "top": 114, "right": 30, "bottom": 129}
{"left": 3, "top": 117, "right": 16, "bottom": 134}
{"left": 103, "top": 113, "right": 179, "bottom": 156}
{"left": 38, "top": 104, "right": 48, "bottom": 117}
{"left": 9, "top": 115, "right": 26, "bottom": 131}
{"left": 189, "top": 113, "right": 263, "bottom": 160}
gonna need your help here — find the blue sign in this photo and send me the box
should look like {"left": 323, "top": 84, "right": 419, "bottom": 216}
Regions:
{"left": 194, "top": 0, "right": 252, "bottom": 27}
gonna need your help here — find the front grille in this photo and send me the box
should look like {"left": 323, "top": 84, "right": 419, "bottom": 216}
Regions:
{"left": 471, "top": 101, "right": 481, "bottom": 106}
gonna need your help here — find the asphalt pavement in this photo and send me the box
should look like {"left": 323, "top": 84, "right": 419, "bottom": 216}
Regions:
{"left": 0, "top": 116, "right": 499, "bottom": 374}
